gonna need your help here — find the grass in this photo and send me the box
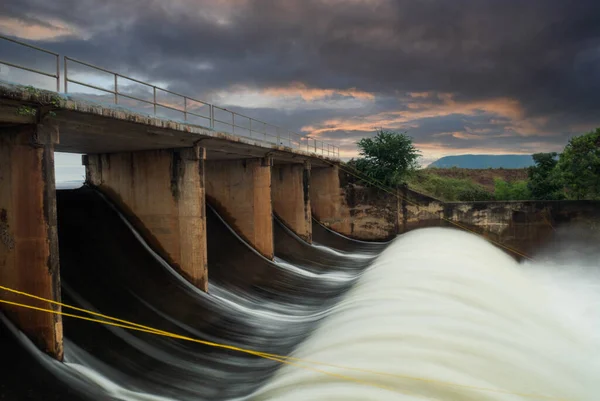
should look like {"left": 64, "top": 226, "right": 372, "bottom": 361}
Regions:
{"left": 407, "top": 170, "right": 494, "bottom": 201}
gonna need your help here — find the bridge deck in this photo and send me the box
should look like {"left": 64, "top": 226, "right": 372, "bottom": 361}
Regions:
{"left": 0, "top": 81, "right": 337, "bottom": 166}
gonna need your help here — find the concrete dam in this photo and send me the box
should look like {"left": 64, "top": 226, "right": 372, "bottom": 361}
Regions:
{"left": 2, "top": 38, "right": 600, "bottom": 401}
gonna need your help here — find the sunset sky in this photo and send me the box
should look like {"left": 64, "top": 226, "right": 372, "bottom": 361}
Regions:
{"left": 2, "top": 0, "right": 600, "bottom": 166}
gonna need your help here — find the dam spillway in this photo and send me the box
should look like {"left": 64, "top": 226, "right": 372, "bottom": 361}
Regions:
{"left": 1, "top": 188, "right": 600, "bottom": 400}
{"left": 0, "top": 187, "right": 381, "bottom": 400}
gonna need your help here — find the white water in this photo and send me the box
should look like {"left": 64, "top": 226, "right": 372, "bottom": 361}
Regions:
{"left": 255, "top": 227, "right": 600, "bottom": 401}
{"left": 311, "top": 243, "right": 374, "bottom": 259}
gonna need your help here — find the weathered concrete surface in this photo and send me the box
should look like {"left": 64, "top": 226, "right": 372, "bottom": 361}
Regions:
{"left": 205, "top": 158, "right": 274, "bottom": 259}
{"left": 310, "top": 165, "right": 351, "bottom": 237}
{"left": 310, "top": 166, "right": 399, "bottom": 241}
{"left": 0, "top": 81, "right": 337, "bottom": 166}
{"left": 85, "top": 147, "right": 208, "bottom": 291}
{"left": 271, "top": 163, "right": 312, "bottom": 243}
{"left": 400, "top": 186, "right": 446, "bottom": 232}
{"left": 440, "top": 200, "right": 600, "bottom": 258}
{"left": 0, "top": 123, "right": 63, "bottom": 359}
{"left": 314, "top": 166, "right": 600, "bottom": 256}
{"left": 333, "top": 170, "right": 600, "bottom": 256}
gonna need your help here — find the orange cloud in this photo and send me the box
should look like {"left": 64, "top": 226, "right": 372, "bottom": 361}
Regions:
{"left": 303, "top": 94, "right": 524, "bottom": 136}
{"left": 409, "top": 91, "right": 433, "bottom": 98}
{"left": 264, "top": 82, "right": 375, "bottom": 101}
{"left": 0, "top": 17, "right": 83, "bottom": 40}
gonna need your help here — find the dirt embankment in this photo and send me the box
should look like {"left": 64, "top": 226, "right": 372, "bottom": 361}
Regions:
{"left": 426, "top": 168, "right": 529, "bottom": 192}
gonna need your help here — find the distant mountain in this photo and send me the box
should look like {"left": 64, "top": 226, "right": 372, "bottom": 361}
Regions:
{"left": 428, "top": 154, "right": 534, "bottom": 169}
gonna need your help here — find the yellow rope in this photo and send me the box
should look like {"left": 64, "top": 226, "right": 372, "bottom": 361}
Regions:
{"left": 0, "top": 298, "right": 405, "bottom": 396}
{"left": 0, "top": 285, "right": 570, "bottom": 401}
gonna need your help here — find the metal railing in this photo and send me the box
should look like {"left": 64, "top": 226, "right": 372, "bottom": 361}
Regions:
{"left": 0, "top": 35, "right": 60, "bottom": 92}
{"left": 0, "top": 34, "right": 340, "bottom": 158}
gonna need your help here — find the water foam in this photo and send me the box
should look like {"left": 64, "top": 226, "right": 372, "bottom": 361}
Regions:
{"left": 311, "top": 243, "right": 374, "bottom": 259}
{"left": 254, "top": 227, "right": 600, "bottom": 401}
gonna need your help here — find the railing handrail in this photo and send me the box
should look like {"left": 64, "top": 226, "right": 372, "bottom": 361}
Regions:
{"left": 1, "top": 35, "right": 59, "bottom": 56}
{"left": 1, "top": 35, "right": 60, "bottom": 92}
{"left": 0, "top": 34, "right": 339, "bottom": 158}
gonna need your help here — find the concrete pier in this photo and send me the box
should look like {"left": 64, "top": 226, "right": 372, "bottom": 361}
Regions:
{"left": 0, "top": 123, "right": 63, "bottom": 359}
{"left": 205, "top": 158, "right": 274, "bottom": 259}
{"left": 310, "top": 165, "right": 352, "bottom": 236}
{"left": 271, "top": 162, "right": 312, "bottom": 243}
{"left": 0, "top": 82, "right": 341, "bottom": 360}
{"left": 84, "top": 147, "right": 208, "bottom": 291}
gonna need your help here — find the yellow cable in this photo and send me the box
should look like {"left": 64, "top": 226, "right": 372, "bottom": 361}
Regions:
{"left": 0, "top": 286, "right": 570, "bottom": 401}
{"left": 0, "top": 285, "right": 397, "bottom": 392}
{"left": 0, "top": 298, "right": 403, "bottom": 396}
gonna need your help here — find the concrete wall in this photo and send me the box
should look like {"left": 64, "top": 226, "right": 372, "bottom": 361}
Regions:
{"left": 325, "top": 169, "right": 600, "bottom": 257}
{"left": 271, "top": 163, "right": 312, "bottom": 242}
{"left": 0, "top": 123, "right": 63, "bottom": 359}
{"left": 85, "top": 147, "right": 208, "bottom": 291}
{"left": 204, "top": 158, "right": 274, "bottom": 259}
{"left": 310, "top": 165, "right": 351, "bottom": 237}
{"left": 310, "top": 165, "right": 399, "bottom": 241}
{"left": 440, "top": 200, "right": 600, "bottom": 257}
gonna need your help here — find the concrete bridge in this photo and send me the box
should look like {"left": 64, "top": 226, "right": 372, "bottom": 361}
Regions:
{"left": 0, "top": 77, "right": 350, "bottom": 360}
{"left": 0, "top": 80, "right": 356, "bottom": 360}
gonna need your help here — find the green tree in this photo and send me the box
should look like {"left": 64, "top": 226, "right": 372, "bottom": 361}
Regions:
{"left": 557, "top": 128, "right": 600, "bottom": 200}
{"left": 527, "top": 152, "right": 565, "bottom": 200}
{"left": 494, "top": 178, "right": 531, "bottom": 200}
{"left": 354, "top": 130, "right": 421, "bottom": 187}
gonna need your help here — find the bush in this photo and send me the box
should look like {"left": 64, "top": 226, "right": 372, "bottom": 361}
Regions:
{"left": 408, "top": 171, "right": 493, "bottom": 201}
{"left": 558, "top": 128, "right": 600, "bottom": 200}
{"left": 494, "top": 179, "right": 532, "bottom": 200}
{"left": 527, "top": 153, "right": 565, "bottom": 200}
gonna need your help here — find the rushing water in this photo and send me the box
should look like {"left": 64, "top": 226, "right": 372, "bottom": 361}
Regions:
{"left": 255, "top": 228, "right": 600, "bottom": 401}
{"left": 0, "top": 188, "right": 598, "bottom": 400}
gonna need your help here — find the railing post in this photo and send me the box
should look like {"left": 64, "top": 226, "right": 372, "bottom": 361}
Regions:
{"left": 63, "top": 56, "right": 68, "bottom": 94}
{"left": 56, "top": 56, "right": 60, "bottom": 92}
{"left": 0, "top": 36, "right": 344, "bottom": 155}
{"left": 114, "top": 74, "right": 118, "bottom": 104}
{"left": 153, "top": 86, "right": 157, "bottom": 115}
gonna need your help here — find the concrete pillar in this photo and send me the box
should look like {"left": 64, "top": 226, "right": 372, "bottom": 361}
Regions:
{"left": 271, "top": 162, "right": 312, "bottom": 243}
{"left": 205, "top": 157, "right": 274, "bottom": 259}
{"left": 85, "top": 146, "right": 208, "bottom": 291}
{"left": 309, "top": 164, "right": 352, "bottom": 235}
{"left": 0, "top": 123, "right": 63, "bottom": 360}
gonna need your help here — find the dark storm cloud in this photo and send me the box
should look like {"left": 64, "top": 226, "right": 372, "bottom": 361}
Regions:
{"left": 3, "top": 0, "right": 600, "bottom": 156}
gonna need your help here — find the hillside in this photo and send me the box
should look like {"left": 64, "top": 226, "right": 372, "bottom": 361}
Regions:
{"left": 407, "top": 168, "right": 530, "bottom": 201}
{"left": 425, "top": 168, "right": 528, "bottom": 192}
{"left": 429, "top": 154, "right": 534, "bottom": 169}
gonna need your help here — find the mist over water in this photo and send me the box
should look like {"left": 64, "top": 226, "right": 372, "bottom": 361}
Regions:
{"left": 255, "top": 228, "right": 600, "bottom": 401}
{"left": 1, "top": 189, "right": 598, "bottom": 400}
